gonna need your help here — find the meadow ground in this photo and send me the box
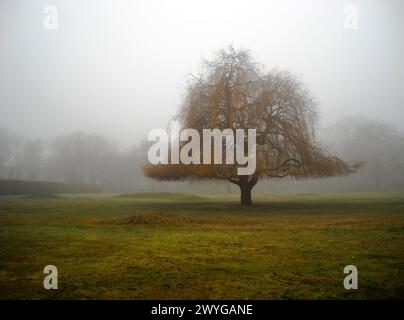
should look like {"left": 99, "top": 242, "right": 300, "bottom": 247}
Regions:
{"left": 0, "top": 192, "right": 403, "bottom": 299}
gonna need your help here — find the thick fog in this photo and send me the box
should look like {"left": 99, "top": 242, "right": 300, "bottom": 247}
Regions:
{"left": 0, "top": 0, "right": 403, "bottom": 192}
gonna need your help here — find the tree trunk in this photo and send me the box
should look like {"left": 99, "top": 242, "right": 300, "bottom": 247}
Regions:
{"left": 229, "top": 175, "right": 258, "bottom": 206}
{"left": 237, "top": 175, "right": 258, "bottom": 206}
{"left": 240, "top": 184, "right": 252, "bottom": 205}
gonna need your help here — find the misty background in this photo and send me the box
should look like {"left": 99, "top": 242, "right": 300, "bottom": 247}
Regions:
{"left": 1, "top": 0, "right": 403, "bottom": 193}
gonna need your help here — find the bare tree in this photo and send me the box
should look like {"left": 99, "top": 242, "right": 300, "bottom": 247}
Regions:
{"left": 321, "top": 117, "right": 404, "bottom": 191}
{"left": 144, "top": 46, "right": 360, "bottom": 205}
{"left": 0, "top": 128, "right": 43, "bottom": 181}
{"left": 7, "top": 132, "right": 25, "bottom": 180}
{"left": 0, "top": 128, "right": 11, "bottom": 179}
{"left": 20, "top": 140, "right": 43, "bottom": 180}
{"left": 47, "top": 132, "right": 116, "bottom": 185}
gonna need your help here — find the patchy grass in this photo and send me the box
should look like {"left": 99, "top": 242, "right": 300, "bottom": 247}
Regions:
{"left": 115, "top": 192, "right": 203, "bottom": 202}
{"left": 0, "top": 192, "right": 403, "bottom": 299}
{"left": 25, "top": 193, "right": 64, "bottom": 200}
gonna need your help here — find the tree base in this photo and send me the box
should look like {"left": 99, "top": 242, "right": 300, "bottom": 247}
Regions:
{"left": 240, "top": 187, "right": 253, "bottom": 206}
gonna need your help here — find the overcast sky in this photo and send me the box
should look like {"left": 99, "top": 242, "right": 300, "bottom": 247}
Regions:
{"left": 0, "top": 0, "right": 403, "bottom": 147}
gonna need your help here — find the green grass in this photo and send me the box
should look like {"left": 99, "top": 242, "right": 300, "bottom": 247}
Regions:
{"left": 0, "top": 192, "right": 403, "bottom": 299}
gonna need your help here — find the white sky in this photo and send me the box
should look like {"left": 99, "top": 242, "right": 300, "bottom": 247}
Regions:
{"left": 0, "top": 0, "right": 403, "bottom": 147}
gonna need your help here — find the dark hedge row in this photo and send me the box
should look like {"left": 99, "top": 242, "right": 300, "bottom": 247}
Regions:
{"left": 0, "top": 179, "right": 102, "bottom": 195}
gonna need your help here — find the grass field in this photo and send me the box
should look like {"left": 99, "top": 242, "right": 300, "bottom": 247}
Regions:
{"left": 0, "top": 192, "right": 403, "bottom": 299}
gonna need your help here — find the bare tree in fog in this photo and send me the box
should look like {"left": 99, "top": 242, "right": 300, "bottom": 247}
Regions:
{"left": 47, "top": 132, "right": 117, "bottom": 185}
{"left": 0, "top": 128, "right": 11, "bottom": 179}
{"left": 144, "top": 47, "right": 361, "bottom": 205}
{"left": 322, "top": 118, "right": 404, "bottom": 191}
{"left": 0, "top": 129, "right": 26, "bottom": 180}
{"left": 19, "top": 139, "right": 43, "bottom": 181}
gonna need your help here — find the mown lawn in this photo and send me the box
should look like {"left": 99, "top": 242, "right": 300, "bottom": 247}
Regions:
{"left": 0, "top": 192, "right": 403, "bottom": 299}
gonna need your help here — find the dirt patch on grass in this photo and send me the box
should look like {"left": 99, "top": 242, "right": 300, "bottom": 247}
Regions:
{"left": 100, "top": 212, "right": 193, "bottom": 226}
{"left": 125, "top": 213, "right": 186, "bottom": 225}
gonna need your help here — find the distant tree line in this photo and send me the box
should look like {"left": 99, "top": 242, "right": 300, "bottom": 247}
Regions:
{"left": 0, "top": 129, "right": 152, "bottom": 192}
{"left": 0, "top": 116, "right": 403, "bottom": 194}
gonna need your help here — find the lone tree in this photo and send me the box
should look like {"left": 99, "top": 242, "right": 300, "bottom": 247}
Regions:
{"left": 144, "top": 46, "right": 361, "bottom": 205}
